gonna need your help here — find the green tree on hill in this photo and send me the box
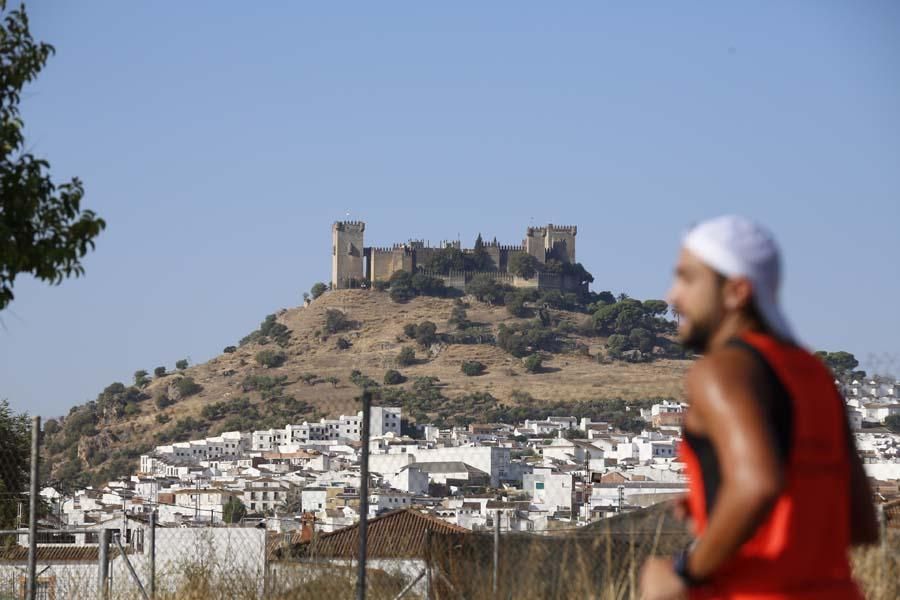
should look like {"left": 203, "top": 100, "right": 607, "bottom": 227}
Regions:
{"left": 642, "top": 299, "right": 669, "bottom": 317}
{"left": 0, "top": 400, "right": 29, "bottom": 528}
{"left": 310, "top": 282, "right": 328, "bottom": 300}
{"left": 425, "top": 246, "right": 469, "bottom": 274}
{"left": 223, "top": 497, "right": 247, "bottom": 523}
{"left": 133, "top": 370, "right": 150, "bottom": 388}
{"left": 325, "top": 309, "right": 352, "bottom": 334}
{"left": 815, "top": 351, "right": 863, "bottom": 381}
{"left": 397, "top": 346, "right": 416, "bottom": 366}
{"left": 384, "top": 369, "right": 405, "bottom": 385}
{"left": 471, "top": 234, "right": 494, "bottom": 271}
{"left": 508, "top": 253, "right": 539, "bottom": 279}
{"left": 415, "top": 321, "right": 438, "bottom": 347}
{"left": 256, "top": 350, "right": 287, "bottom": 368}
{"left": 523, "top": 354, "right": 543, "bottom": 373}
{"left": 467, "top": 274, "right": 508, "bottom": 305}
{"left": 461, "top": 361, "right": 486, "bottom": 376}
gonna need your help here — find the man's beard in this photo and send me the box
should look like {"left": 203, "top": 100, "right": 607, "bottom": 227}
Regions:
{"left": 680, "top": 316, "right": 716, "bottom": 354}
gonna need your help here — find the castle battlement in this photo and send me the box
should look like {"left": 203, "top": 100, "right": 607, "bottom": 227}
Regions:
{"left": 527, "top": 223, "right": 577, "bottom": 235}
{"left": 498, "top": 244, "right": 525, "bottom": 252}
{"left": 333, "top": 220, "right": 366, "bottom": 232}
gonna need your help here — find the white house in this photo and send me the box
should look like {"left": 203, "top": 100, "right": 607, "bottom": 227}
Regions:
{"left": 523, "top": 468, "right": 573, "bottom": 514}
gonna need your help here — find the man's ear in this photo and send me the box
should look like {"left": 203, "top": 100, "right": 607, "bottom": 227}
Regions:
{"left": 722, "top": 277, "right": 754, "bottom": 311}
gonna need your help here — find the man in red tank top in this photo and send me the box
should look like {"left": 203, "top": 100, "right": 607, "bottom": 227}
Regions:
{"left": 639, "top": 216, "right": 878, "bottom": 600}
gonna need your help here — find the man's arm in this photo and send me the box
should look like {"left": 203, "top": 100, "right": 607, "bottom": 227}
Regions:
{"left": 845, "top": 416, "right": 878, "bottom": 546}
{"left": 683, "top": 349, "right": 785, "bottom": 580}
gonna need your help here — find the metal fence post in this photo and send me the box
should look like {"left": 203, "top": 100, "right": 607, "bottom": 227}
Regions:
{"left": 493, "top": 508, "right": 500, "bottom": 596}
{"left": 149, "top": 510, "right": 156, "bottom": 599}
{"left": 98, "top": 529, "right": 110, "bottom": 600}
{"left": 26, "top": 415, "right": 40, "bottom": 600}
{"left": 424, "top": 528, "right": 432, "bottom": 600}
{"left": 356, "top": 390, "right": 371, "bottom": 600}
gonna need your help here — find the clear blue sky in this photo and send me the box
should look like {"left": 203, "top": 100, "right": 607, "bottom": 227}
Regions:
{"left": 2, "top": 2, "right": 899, "bottom": 417}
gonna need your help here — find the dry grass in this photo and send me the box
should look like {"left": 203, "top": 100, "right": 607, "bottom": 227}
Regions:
{"left": 93, "top": 527, "right": 899, "bottom": 599}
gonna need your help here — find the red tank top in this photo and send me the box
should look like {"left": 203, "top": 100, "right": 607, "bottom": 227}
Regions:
{"left": 680, "top": 332, "right": 862, "bottom": 600}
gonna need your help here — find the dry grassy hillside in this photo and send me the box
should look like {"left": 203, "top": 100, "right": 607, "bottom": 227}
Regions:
{"left": 43, "top": 290, "right": 690, "bottom": 485}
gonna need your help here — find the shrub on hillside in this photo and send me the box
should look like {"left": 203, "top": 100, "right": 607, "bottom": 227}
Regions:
{"left": 410, "top": 272, "right": 446, "bottom": 296}
{"left": 240, "top": 314, "right": 292, "bottom": 347}
{"left": 415, "top": 321, "right": 437, "bottom": 347}
{"left": 133, "top": 370, "right": 150, "bottom": 388}
{"left": 448, "top": 303, "right": 471, "bottom": 329}
{"left": 383, "top": 369, "right": 405, "bottom": 385}
{"left": 628, "top": 327, "right": 655, "bottom": 353}
{"left": 241, "top": 374, "right": 287, "bottom": 392}
{"left": 505, "top": 291, "right": 531, "bottom": 318}
{"left": 175, "top": 359, "right": 188, "bottom": 370}
{"left": 523, "top": 354, "right": 543, "bottom": 373}
{"left": 154, "top": 366, "right": 166, "bottom": 377}
{"left": 466, "top": 274, "right": 509, "bottom": 305}
{"left": 325, "top": 309, "right": 353, "bottom": 334}
{"left": 310, "top": 282, "right": 328, "bottom": 300}
{"left": 155, "top": 393, "right": 174, "bottom": 409}
{"left": 223, "top": 345, "right": 237, "bottom": 353}
{"left": 256, "top": 349, "right": 287, "bottom": 368}
{"left": 172, "top": 376, "right": 202, "bottom": 398}
{"left": 497, "top": 322, "right": 558, "bottom": 357}
{"left": 397, "top": 346, "right": 416, "bottom": 366}
{"left": 349, "top": 370, "right": 379, "bottom": 390}
{"left": 336, "top": 337, "right": 351, "bottom": 350}
{"left": 461, "top": 361, "right": 486, "bottom": 376}
{"left": 388, "top": 270, "right": 448, "bottom": 303}
{"left": 403, "top": 323, "right": 417, "bottom": 339}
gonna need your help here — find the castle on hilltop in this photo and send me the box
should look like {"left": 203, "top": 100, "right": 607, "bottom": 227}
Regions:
{"left": 331, "top": 221, "right": 586, "bottom": 293}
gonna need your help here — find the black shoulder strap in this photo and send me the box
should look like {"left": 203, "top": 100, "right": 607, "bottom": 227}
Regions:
{"left": 726, "top": 338, "right": 794, "bottom": 463}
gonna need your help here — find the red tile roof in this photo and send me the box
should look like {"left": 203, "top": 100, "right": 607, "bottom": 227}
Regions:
{"left": 277, "top": 508, "right": 469, "bottom": 560}
{"left": 0, "top": 546, "right": 99, "bottom": 562}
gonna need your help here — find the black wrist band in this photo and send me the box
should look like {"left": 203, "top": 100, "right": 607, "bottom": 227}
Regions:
{"left": 672, "top": 547, "right": 704, "bottom": 587}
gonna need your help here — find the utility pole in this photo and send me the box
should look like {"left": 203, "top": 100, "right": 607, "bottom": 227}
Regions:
{"left": 356, "top": 391, "right": 372, "bottom": 600}
{"left": 493, "top": 509, "right": 500, "bottom": 596}
{"left": 26, "top": 415, "right": 40, "bottom": 600}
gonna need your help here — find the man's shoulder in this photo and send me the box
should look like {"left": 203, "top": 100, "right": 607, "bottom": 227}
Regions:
{"left": 686, "top": 345, "right": 767, "bottom": 398}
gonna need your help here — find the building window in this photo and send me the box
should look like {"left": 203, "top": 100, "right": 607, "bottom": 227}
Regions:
{"left": 535, "top": 482, "right": 544, "bottom": 490}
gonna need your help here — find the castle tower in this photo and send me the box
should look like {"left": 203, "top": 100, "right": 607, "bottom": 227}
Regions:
{"left": 524, "top": 224, "right": 577, "bottom": 264}
{"left": 332, "top": 221, "right": 365, "bottom": 289}
{"left": 524, "top": 226, "right": 548, "bottom": 264}
{"left": 545, "top": 224, "right": 577, "bottom": 263}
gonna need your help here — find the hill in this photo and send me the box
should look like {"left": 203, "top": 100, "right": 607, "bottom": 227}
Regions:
{"left": 40, "top": 290, "right": 690, "bottom": 487}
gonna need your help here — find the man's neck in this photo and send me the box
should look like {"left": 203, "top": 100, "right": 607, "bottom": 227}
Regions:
{"left": 707, "top": 312, "right": 765, "bottom": 352}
